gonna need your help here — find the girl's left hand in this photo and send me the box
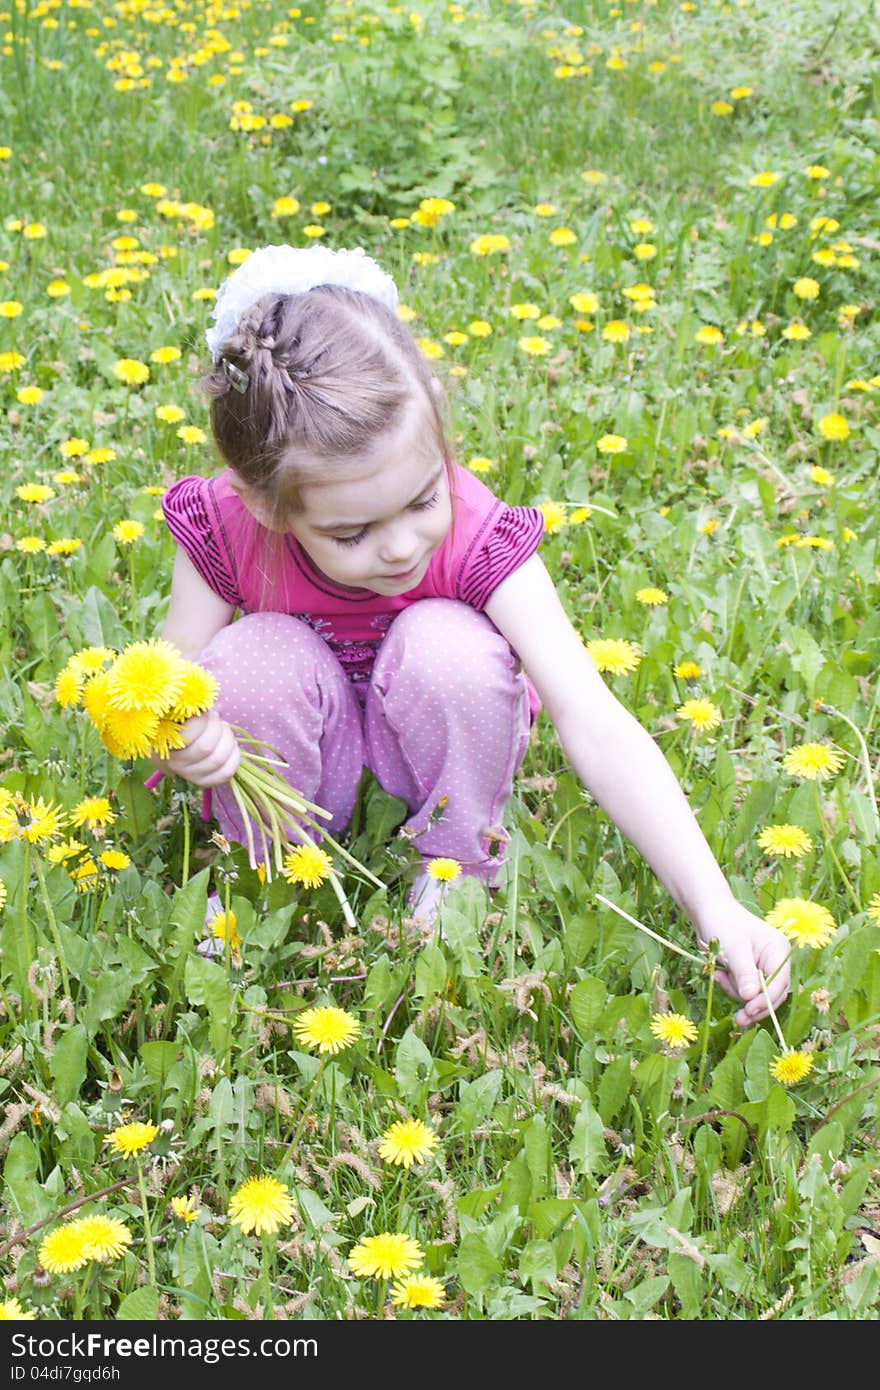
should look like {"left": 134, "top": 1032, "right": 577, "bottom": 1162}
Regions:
{"left": 695, "top": 903, "right": 791, "bottom": 1029}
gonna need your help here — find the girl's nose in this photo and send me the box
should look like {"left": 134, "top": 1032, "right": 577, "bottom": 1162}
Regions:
{"left": 377, "top": 520, "right": 418, "bottom": 566}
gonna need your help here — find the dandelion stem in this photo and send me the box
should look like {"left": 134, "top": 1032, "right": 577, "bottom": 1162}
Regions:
{"left": 137, "top": 1160, "right": 156, "bottom": 1288}
{"left": 812, "top": 780, "right": 861, "bottom": 913}
{"left": 33, "top": 855, "right": 70, "bottom": 999}
{"left": 20, "top": 841, "right": 35, "bottom": 1020}
{"left": 819, "top": 702, "right": 880, "bottom": 836}
{"left": 759, "top": 971, "right": 788, "bottom": 1052}
{"left": 283, "top": 1055, "right": 328, "bottom": 1163}
{"left": 697, "top": 953, "right": 716, "bottom": 1093}
{"left": 595, "top": 893, "right": 705, "bottom": 965}
{"left": 180, "top": 794, "right": 190, "bottom": 889}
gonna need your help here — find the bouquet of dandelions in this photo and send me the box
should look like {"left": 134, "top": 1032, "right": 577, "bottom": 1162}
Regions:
{"left": 55, "top": 639, "right": 381, "bottom": 928}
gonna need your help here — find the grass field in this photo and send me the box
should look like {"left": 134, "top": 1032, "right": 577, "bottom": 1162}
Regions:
{"left": 0, "top": 0, "right": 878, "bottom": 1321}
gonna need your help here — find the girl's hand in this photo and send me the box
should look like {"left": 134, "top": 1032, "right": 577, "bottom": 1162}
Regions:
{"left": 695, "top": 903, "right": 791, "bottom": 1029}
{"left": 152, "top": 709, "right": 241, "bottom": 788}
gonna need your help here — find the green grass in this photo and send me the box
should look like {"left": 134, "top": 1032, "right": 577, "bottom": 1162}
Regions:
{"left": 0, "top": 0, "right": 878, "bottom": 1321}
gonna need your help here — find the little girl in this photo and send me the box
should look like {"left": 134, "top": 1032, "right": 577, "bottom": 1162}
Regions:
{"left": 155, "top": 243, "right": 790, "bottom": 1029}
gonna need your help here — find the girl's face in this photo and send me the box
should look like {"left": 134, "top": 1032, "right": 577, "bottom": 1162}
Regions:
{"left": 280, "top": 404, "right": 452, "bottom": 595}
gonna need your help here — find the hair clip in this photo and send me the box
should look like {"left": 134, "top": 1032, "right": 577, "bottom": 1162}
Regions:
{"left": 222, "top": 357, "right": 250, "bottom": 394}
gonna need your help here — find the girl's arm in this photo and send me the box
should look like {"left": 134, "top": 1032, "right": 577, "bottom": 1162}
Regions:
{"left": 163, "top": 548, "right": 236, "bottom": 660}
{"left": 154, "top": 550, "right": 240, "bottom": 786}
{"left": 484, "top": 554, "right": 791, "bottom": 1027}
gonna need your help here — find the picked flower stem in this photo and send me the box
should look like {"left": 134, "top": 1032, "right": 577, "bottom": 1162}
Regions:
{"left": 595, "top": 893, "right": 706, "bottom": 966}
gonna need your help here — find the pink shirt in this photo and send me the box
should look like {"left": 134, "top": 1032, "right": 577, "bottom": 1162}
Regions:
{"left": 163, "top": 463, "right": 544, "bottom": 712}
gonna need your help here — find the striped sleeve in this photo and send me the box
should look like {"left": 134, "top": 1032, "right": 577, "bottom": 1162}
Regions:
{"left": 457, "top": 503, "right": 545, "bottom": 610}
{"left": 162, "top": 476, "right": 243, "bottom": 608}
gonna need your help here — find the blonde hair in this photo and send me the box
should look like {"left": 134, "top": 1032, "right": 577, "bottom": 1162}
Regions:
{"left": 203, "top": 285, "right": 450, "bottom": 523}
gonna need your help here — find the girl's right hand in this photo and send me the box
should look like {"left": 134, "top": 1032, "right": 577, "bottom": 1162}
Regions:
{"left": 153, "top": 709, "right": 241, "bottom": 788}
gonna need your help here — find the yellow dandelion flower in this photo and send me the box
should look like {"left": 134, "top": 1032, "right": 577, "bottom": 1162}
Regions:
{"left": 569, "top": 291, "right": 599, "bottom": 314}
{"left": 766, "top": 898, "right": 836, "bottom": 948}
{"left": 695, "top": 325, "right": 724, "bottom": 346}
{"left": 782, "top": 321, "right": 812, "bottom": 341}
{"left": 112, "top": 358, "right": 150, "bottom": 387}
{"left": 539, "top": 501, "right": 567, "bottom": 533}
{"left": 810, "top": 466, "right": 834, "bottom": 486}
{"left": 228, "top": 1175, "right": 295, "bottom": 1237}
{"left": 176, "top": 426, "right": 207, "bottom": 444}
{"left": 518, "top": 336, "right": 550, "bottom": 356}
{"left": 711, "top": 100, "right": 733, "bottom": 116}
{"left": 636, "top": 587, "right": 668, "bottom": 605}
{"left": 426, "top": 858, "right": 462, "bottom": 883}
{"left": 16, "top": 385, "right": 44, "bottom": 405}
{"left": 378, "top": 1117, "right": 439, "bottom": 1169}
{"left": 805, "top": 164, "right": 830, "bottom": 180}
{"left": 866, "top": 893, "right": 880, "bottom": 927}
{"left": 283, "top": 843, "right": 333, "bottom": 889}
{"left": 38, "top": 1223, "right": 90, "bottom": 1275}
{"left": 586, "top": 638, "right": 641, "bottom": 675}
{"left": 816, "top": 413, "right": 849, "bottom": 442}
{"left": 468, "top": 320, "right": 492, "bottom": 337}
{"left": 74, "top": 1215, "right": 133, "bottom": 1263}
{"left": 0, "top": 1297, "right": 36, "bottom": 1319}
{"left": 390, "top": 1275, "right": 446, "bottom": 1310}
{"left": 168, "top": 663, "right": 219, "bottom": 720}
{"left": 106, "top": 640, "right": 186, "bottom": 715}
{"left": 549, "top": 227, "right": 577, "bottom": 246}
{"left": 100, "top": 705, "right": 161, "bottom": 759}
{"left": 748, "top": 170, "right": 781, "bottom": 188}
{"left": 70, "top": 797, "right": 116, "bottom": 829}
{"left": 348, "top": 1232, "right": 424, "bottom": 1280}
{"left": 0, "top": 301, "right": 24, "bottom": 318}
{"left": 156, "top": 404, "right": 185, "bottom": 424}
{"left": 510, "top": 303, "right": 540, "bottom": 320}
{"left": 107, "top": 1121, "right": 159, "bottom": 1157}
{"left": 150, "top": 345, "right": 181, "bottom": 364}
{"left": 16, "top": 483, "right": 56, "bottom": 504}
{"left": 170, "top": 1195, "right": 202, "bottom": 1223}
{"left": 676, "top": 699, "right": 722, "bottom": 732}
{"left": 468, "top": 234, "right": 510, "bottom": 256}
{"left": 770, "top": 1050, "right": 814, "bottom": 1085}
{"left": 0, "top": 796, "right": 66, "bottom": 846}
{"left": 16, "top": 537, "right": 46, "bottom": 555}
{"left": 793, "top": 277, "right": 820, "bottom": 300}
{"left": 757, "top": 825, "right": 813, "bottom": 858}
{"left": 467, "top": 456, "right": 495, "bottom": 474}
{"left": 650, "top": 1012, "right": 698, "bottom": 1049}
{"left": 602, "top": 320, "right": 630, "bottom": 343}
{"left": 673, "top": 660, "right": 702, "bottom": 680}
{"left": 782, "top": 742, "right": 844, "bottom": 780}
{"left": 292, "top": 1004, "right": 360, "bottom": 1055}
{"left": 596, "top": 433, "right": 627, "bottom": 454}
{"left": 112, "top": 520, "right": 145, "bottom": 545}
{"left": 99, "top": 850, "right": 131, "bottom": 871}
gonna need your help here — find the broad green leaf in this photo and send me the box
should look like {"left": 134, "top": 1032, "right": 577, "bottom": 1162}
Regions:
{"left": 518, "top": 1238, "right": 557, "bottom": 1291}
{"left": 597, "top": 1056, "right": 631, "bottom": 1123}
{"left": 140, "top": 1040, "right": 181, "bottom": 1085}
{"left": 184, "top": 954, "right": 231, "bottom": 1053}
{"left": 50, "top": 1024, "right": 88, "bottom": 1106}
{"left": 456, "top": 1070, "right": 503, "bottom": 1131}
{"left": 669, "top": 1252, "right": 703, "bottom": 1318}
{"left": 116, "top": 1286, "right": 159, "bottom": 1320}
{"left": 394, "top": 1028, "right": 436, "bottom": 1104}
{"left": 569, "top": 976, "right": 606, "bottom": 1038}
{"left": 457, "top": 1232, "right": 502, "bottom": 1294}
{"left": 569, "top": 1098, "right": 607, "bottom": 1176}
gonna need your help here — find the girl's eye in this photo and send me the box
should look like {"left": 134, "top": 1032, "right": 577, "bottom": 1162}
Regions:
{"left": 330, "top": 490, "right": 440, "bottom": 547}
{"left": 411, "top": 489, "right": 439, "bottom": 512}
{"left": 332, "top": 528, "right": 368, "bottom": 548}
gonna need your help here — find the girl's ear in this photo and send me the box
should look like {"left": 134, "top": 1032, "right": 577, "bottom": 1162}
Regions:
{"left": 229, "top": 476, "right": 278, "bottom": 530}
